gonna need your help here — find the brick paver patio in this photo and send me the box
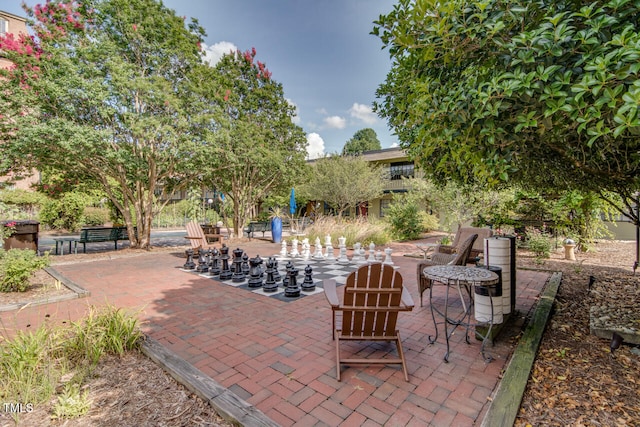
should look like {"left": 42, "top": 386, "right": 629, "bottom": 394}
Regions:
{"left": 0, "top": 239, "right": 550, "bottom": 426}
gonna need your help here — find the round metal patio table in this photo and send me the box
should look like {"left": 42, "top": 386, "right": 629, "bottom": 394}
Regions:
{"left": 423, "top": 265, "right": 499, "bottom": 362}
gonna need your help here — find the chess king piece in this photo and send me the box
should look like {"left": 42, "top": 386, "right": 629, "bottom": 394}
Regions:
{"left": 301, "top": 264, "right": 315, "bottom": 292}
{"left": 313, "top": 237, "right": 324, "bottom": 259}
{"left": 231, "top": 248, "right": 246, "bottom": 282}
{"left": 263, "top": 257, "right": 279, "bottom": 292}
{"left": 219, "top": 244, "right": 232, "bottom": 280}
{"left": 284, "top": 265, "right": 301, "bottom": 297}
{"left": 247, "top": 255, "right": 264, "bottom": 288}
{"left": 183, "top": 248, "right": 196, "bottom": 270}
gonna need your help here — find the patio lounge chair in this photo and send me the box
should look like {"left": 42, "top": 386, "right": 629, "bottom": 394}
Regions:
{"left": 435, "top": 226, "right": 493, "bottom": 264}
{"left": 416, "top": 233, "right": 478, "bottom": 307}
{"left": 324, "top": 262, "right": 414, "bottom": 381}
{"left": 184, "top": 221, "right": 224, "bottom": 254}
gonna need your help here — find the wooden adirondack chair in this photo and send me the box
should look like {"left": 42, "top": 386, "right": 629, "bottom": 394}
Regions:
{"left": 184, "top": 221, "right": 223, "bottom": 254}
{"left": 324, "top": 262, "right": 414, "bottom": 381}
{"left": 416, "top": 233, "right": 478, "bottom": 307}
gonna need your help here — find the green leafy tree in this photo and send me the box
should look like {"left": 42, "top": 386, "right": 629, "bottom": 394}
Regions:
{"left": 199, "top": 48, "right": 308, "bottom": 237}
{"left": 373, "top": 0, "right": 640, "bottom": 225}
{"left": 303, "top": 155, "right": 386, "bottom": 217}
{"left": 0, "top": 0, "right": 214, "bottom": 248}
{"left": 342, "top": 128, "right": 382, "bottom": 155}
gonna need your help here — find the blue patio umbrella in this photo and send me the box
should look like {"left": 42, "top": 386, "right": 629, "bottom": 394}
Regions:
{"left": 289, "top": 188, "right": 297, "bottom": 215}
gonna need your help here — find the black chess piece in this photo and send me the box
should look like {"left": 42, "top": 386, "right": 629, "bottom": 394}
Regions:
{"left": 272, "top": 258, "right": 281, "bottom": 283}
{"left": 263, "top": 257, "right": 278, "bottom": 293}
{"left": 242, "top": 253, "right": 250, "bottom": 276}
{"left": 247, "top": 255, "right": 264, "bottom": 288}
{"left": 183, "top": 249, "right": 196, "bottom": 270}
{"left": 284, "top": 266, "right": 301, "bottom": 297}
{"left": 219, "top": 244, "right": 232, "bottom": 280}
{"left": 282, "top": 260, "right": 294, "bottom": 288}
{"left": 232, "top": 248, "right": 246, "bottom": 283}
{"left": 209, "top": 247, "right": 221, "bottom": 276}
{"left": 301, "top": 264, "right": 315, "bottom": 292}
{"left": 196, "top": 249, "right": 209, "bottom": 273}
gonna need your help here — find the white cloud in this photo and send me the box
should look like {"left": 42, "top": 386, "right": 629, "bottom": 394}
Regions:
{"left": 316, "top": 108, "right": 329, "bottom": 115}
{"left": 324, "top": 115, "right": 347, "bottom": 129}
{"left": 349, "top": 103, "right": 378, "bottom": 125}
{"left": 202, "top": 41, "right": 238, "bottom": 65}
{"left": 306, "top": 133, "right": 325, "bottom": 159}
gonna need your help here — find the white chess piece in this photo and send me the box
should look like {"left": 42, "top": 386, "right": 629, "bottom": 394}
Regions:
{"left": 375, "top": 250, "right": 383, "bottom": 262}
{"left": 352, "top": 242, "right": 364, "bottom": 263}
{"left": 302, "top": 238, "right": 311, "bottom": 260}
{"left": 313, "top": 237, "right": 324, "bottom": 259}
{"left": 290, "top": 238, "right": 299, "bottom": 257}
{"left": 383, "top": 247, "right": 393, "bottom": 265}
{"left": 325, "top": 238, "right": 335, "bottom": 260}
{"left": 280, "top": 240, "right": 288, "bottom": 258}
{"left": 367, "top": 242, "right": 376, "bottom": 263}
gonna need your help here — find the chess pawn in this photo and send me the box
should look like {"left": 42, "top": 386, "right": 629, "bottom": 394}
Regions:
{"left": 325, "top": 240, "right": 335, "bottom": 260}
{"left": 241, "top": 253, "right": 250, "bottom": 275}
{"left": 337, "top": 242, "right": 349, "bottom": 264}
{"left": 324, "top": 234, "right": 332, "bottom": 247}
{"left": 209, "top": 247, "right": 221, "bottom": 276}
{"left": 301, "top": 238, "right": 311, "bottom": 260}
{"left": 338, "top": 236, "right": 346, "bottom": 248}
{"left": 367, "top": 242, "right": 376, "bottom": 263}
{"left": 352, "top": 242, "right": 363, "bottom": 262}
{"left": 375, "top": 250, "right": 383, "bottom": 262}
{"left": 290, "top": 238, "right": 300, "bottom": 257}
{"left": 280, "top": 240, "right": 288, "bottom": 258}
{"left": 301, "top": 264, "right": 315, "bottom": 292}
{"left": 183, "top": 248, "right": 196, "bottom": 270}
{"left": 383, "top": 247, "right": 394, "bottom": 265}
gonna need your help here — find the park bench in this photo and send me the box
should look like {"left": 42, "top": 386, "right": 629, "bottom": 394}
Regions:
{"left": 244, "top": 221, "right": 271, "bottom": 239}
{"left": 73, "top": 226, "right": 135, "bottom": 253}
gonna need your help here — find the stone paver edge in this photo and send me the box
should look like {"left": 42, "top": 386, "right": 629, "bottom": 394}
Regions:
{"left": 480, "top": 271, "right": 562, "bottom": 427}
{"left": 141, "top": 336, "right": 278, "bottom": 427}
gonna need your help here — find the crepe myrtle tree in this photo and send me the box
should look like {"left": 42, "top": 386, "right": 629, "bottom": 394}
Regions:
{"left": 197, "top": 48, "right": 308, "bottom": 238}
{"left": 0, "top": 0, "right": 216, "bottom": 248}
{"left": 373, "top": 0, "right": 640, "bottom": 226}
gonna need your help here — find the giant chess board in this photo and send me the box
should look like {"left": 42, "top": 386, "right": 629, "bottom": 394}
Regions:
{"left": 182, "top": 255, "right": 362, "bottom": 302}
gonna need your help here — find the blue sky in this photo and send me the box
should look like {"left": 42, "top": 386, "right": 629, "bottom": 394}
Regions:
{"left": 6, "top": 1, "right": 398, "bottom": 157}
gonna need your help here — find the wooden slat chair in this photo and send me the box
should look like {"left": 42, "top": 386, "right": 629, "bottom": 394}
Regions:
{"left": 184, "top": 221, "right": 223, "bottom": 254}
{"left": 416, "top": 233, "right": 478, "bottom": 307}
{"left": 436, "top": 226, "right": 493, "bottom": 264}
{"left": 324, "top": 262, "right": 414, "bottom": 381}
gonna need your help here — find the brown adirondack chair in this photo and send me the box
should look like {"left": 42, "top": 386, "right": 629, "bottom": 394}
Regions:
{"left": 184, "top": 221, "right": 224, "bottom": 254}
{"left": 324, "top": 262, "right": 414, "bottom": 381}
{"left": 435, "top": 226, "right": 493, "bottom": 264}
{"left": 416, "top": 233, "right": 478, "bottom": 307}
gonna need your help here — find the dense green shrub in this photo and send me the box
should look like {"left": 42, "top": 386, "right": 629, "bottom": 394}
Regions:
{"left": 385, "top": 193, "right": 433, "bottom": 240}
{"left": 0, "top": 249, "right": 50, "bottom": 292}
{"left": 39, "top": 192, "right": 87, "bottom": 231}
{"left": 525, "top": 228, "right": 553, "bottom": 259}
{"left": 83, "top": 207, "right": 108, "bottom": 226}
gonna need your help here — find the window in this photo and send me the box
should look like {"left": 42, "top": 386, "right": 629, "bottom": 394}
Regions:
{"left": 379, "top": 199, "right": 391, "bottom": 217}
{"left": 389, "top": 161, "right": 414, "bottom": 180}
{"left": 0, "top": 19, "right": 7, "bottom": 36}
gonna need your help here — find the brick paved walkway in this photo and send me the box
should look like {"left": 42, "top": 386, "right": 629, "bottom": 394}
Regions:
{"left": 0, "top": 239, "right": 550, "bottom": 426}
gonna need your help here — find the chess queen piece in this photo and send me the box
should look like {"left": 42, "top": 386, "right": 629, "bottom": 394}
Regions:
{"left": 219, "top": 244, "right": 232, "bottom": 280}
{"left": 247, "top": 255, "right": 264, "bottom": 288}
{"left": 284, "top": 266, "right": 301, "bottom": 297}
{"left": 313, "top": 237, "right": 324, "bottom": 259}
{"left": 263, "top": 257, "right": 279, "bottom": 292}
{"left": 301, "top": 264, "right": 315, "bottom": 292}
{"left": 183, "top": 248, "right": 196, "bottom": 270}
{"left": 231, "top": 248, "right": 246, "bottom": 282}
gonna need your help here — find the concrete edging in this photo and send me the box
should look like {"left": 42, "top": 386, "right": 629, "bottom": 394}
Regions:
{"left": 481, "top": 271, "right": 562, "bottom": 427}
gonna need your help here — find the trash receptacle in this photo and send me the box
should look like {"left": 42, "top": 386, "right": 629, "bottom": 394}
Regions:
{"left": 2, "top": 220, "right": 39, "bottom": 251}
{"left": 474, "top": 265, "right": 503, "bottom": 324}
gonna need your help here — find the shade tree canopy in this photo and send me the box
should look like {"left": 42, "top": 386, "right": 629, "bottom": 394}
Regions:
{"left": 342, "top": 128, "right": 382, "bottom": 155}
{"left": 0, "top": 0, "right": 213, "bottom": 247}
{"left": 373, "top": 0, "right": 640, "bottom": 225}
